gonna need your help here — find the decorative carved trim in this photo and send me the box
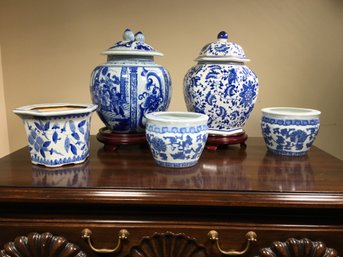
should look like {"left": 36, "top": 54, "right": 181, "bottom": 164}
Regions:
{"left": 257, "top": 238, "right": 338, "bottom": 257}
{"left": 127, "top": 231, "right": 209, "bottom": 257}
{"left": 0, "top": 232, "right": 86, "bottom": 257}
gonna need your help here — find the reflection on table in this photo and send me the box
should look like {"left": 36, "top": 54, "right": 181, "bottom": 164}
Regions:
{"left": 95, "top": 144, "right": 250, "bottom": 190}
{"left": 258, "top": 152, "right": 314, "bottom": 191}
{"left": 32, "top": 160, "right": 90, "bottom": 187}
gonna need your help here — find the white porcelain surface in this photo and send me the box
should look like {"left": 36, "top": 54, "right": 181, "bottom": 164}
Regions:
{"left": 14, "top": 103, "right": 97, "bottom": 116}
{"left": 262, "top": 107, "right": 321, "bottom": 119}
{"left": 14, "top": 103, "right": 97, "bottom": 167}
{"left": 145, "top": 112, "right": 208, "bottom": 168}
{"left": 261, "top": 107, "right": 321, "bottom": 156}
{"left": 102, "top": 28, "right": 162, "bottom": 56}
{"left": 196, "top": 31, "right": 250, "bottom": 62}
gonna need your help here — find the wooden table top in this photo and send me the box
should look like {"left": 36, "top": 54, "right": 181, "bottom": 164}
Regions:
{"left": 0, "top": 136, "right": 342, "bottom": 208}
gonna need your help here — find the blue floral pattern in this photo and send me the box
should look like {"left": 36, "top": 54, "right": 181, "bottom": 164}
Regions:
{"left": 199, "top": 41, "right": 246, "bottom": 59}
{"left": 197, "top": 31, "right": 248, "bottom": 60}
{"left": 24, "top": 114, "right": 92, "bottom": 167}
{"left": 146, "top": 124, "right": 208, "bottom": 168}
{"left": 108, "top": 40, "right": 155, "bottom": 52}
{"left": 91, "top": 59, "right": 171, "bottom": 133}
{"left": 184, "top": 64, "right": 258, "bottom": 131}
{"left": 261, "top": 117, "right": 320, "bottom": 156}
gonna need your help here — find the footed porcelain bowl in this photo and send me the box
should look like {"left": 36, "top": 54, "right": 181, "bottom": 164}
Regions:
{"left": 14, "top": 103, "right": 97, "bottom": 167}
{"left": 145, "top": 112, "right": 208, "bottom": 168}
{"left": 261, "top": 107, "right": 320, "bottom": 156}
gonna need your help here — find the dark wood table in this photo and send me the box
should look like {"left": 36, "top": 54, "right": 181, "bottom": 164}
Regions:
{"left": 0, "top": 136, "right": 342, "bottom": 257}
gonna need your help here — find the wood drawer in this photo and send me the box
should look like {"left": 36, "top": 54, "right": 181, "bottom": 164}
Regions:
{"left": 0, "top": 218, "right": 341, "bottom": 257}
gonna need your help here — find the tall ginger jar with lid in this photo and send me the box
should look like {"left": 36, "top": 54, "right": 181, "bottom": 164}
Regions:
{"left": 184, "top": 31, "right": 259, "bottom": 139}
{"left": 90, "top": 29, "right": 172, "bottom": 134}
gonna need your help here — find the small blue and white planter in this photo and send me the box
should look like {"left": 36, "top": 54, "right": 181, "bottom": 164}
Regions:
{"left": 145, "top": 112, "right": 208, "bottom": 168}
{"left": 14, "top": 103, "right": 97, "bottom": 167}
{"left": 184, "top": 31, "right": 258, "bottom": 135}
{"left": 261, "top": 107, "right": 321, "bottom": 156}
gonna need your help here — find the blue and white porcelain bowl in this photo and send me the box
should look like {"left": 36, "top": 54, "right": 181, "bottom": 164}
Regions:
{"left": 261, "top": 107, "right": 321, "bottom": 156}
{"left": 145, "top": 112, "right": 208, "bottom": 168}
{"left": 14, "top": 103, "right": 97, "bottom": 167}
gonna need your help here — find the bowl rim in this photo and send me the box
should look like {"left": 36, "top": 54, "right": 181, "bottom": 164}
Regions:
{"left": 13, "top": 103, "right": 98, "bottom": 117}
{"left": 145, "top": 111, "right": 208, "bottom": 124}
{"left": 261, "top": 107, "right": 321, "bottom": 117}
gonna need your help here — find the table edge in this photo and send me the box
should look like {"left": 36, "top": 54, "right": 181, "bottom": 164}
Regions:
{"left": 0, "top": 187, "right": 342, "bottom": 208}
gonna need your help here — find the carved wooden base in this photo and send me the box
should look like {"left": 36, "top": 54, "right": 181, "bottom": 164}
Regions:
{"left": 96, "top": 127, "right": 147, "bottom": 151}
{"left": 206, "top": 132, "right": 248, "bottom": 150}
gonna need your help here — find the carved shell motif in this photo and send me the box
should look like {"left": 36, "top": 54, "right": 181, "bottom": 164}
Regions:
{"left": 0, "top": 232, "right": 86, "bottom": 257}
{"left": 127, "top": 231, "right": 209, "bottom": 257}
{"left": 258, "top": 238, "right": 338, "bottom": 257}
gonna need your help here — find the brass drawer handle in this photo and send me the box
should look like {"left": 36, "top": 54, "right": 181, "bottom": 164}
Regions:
{"left": 81, "top": 228, "right": 129, "bottom": 254}
{"left": 208, "top": 230, "right": 257, "bottom": 256}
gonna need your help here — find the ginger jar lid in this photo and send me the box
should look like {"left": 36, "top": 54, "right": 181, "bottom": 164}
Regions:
{"left": 102, "top": 28, "right": 163, "bottom": 57}
{"left": 196, "top": 31, "right": 250, "bottom": 62}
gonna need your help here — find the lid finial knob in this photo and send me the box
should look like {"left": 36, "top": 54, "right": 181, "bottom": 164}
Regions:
{"left": 217, "top": 31, "right": 228, "bottom": 40}
{"left": 135, "top": 32, "right": 145, "bottom": 42}
{"left": 123, "top": 28, "right": 135, "bottom": 41}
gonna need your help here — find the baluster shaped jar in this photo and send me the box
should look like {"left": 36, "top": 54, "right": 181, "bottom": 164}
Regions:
{"left": 184, "top": 31, "right": 258, "bottom": 136}
{"left": 90, "top": 29, "right": 172, "bottom": 134}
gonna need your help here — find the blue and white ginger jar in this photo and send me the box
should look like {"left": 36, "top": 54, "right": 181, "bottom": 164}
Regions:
{"left": 184, "top": 31, "right": 259, "bottom": 135}
{"left": 90, "top": 29, "right": 172, "bottom": 133}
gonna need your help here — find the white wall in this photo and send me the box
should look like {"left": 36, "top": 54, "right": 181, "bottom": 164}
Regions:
{"left": 0, "top": 0, "right": 342, "bottom": 160}
{"left": 0, "top": 46, "right": 10, "bottom": 158}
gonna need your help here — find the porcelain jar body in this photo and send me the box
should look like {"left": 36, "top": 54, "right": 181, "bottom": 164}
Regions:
{"left": 90, "top": 29, "right": 172, "bottom": 133}
{"left": 184, "top": 62, "right": 258, "bottom": 133}
{"left": 183, "top": 31, "right": 259, "bottom": 134}
{"left": 91, "top": 56, "right": 171, "bottom": 133}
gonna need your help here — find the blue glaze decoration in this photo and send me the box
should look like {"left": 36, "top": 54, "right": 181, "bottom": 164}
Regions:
{"left": 217, "top": 31, "right": 228, "bottom": 39}
{"left": 146, "top": 124, "right": 208, "bottom": 168}
{"left": 184, "top": 31, "right": 258, "bottom": 134}
{"left": 184, "top": 64, "right": 258, "bottom": 131}
{"left": 261, "top": 117, "right": 320, "bottom": 156}
{"left": 91, "top": 29, "right": 171, "bottom": 133}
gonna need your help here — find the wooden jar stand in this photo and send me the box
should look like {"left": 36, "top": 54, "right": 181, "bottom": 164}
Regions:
{"left": 97, "top": 127, "right": 248, "bottom": 151}
{"left": 96, "top": 127, "right": 147, "bottom": 151}
{"left": 206, "top": 131, "right": 248, "bottom": 150}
